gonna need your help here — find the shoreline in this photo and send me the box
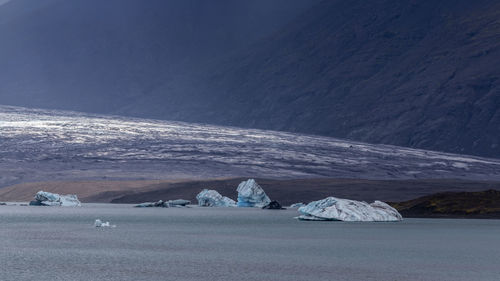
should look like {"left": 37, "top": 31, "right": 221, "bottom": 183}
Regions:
{"left": 2, "top": 178, "right": 499, "bottom": 219}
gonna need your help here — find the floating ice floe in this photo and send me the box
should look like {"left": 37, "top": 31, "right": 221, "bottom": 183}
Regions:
{"left": 135, "top": 199, "right": 190, "bottom": 208}
{"left": 236, "top": 179, "right": 271, "bottom": 207}
{"left": 94, "top": 219, "right": 116, "bottom": 228}
{"left": 297, "top": 197, "right": 403, "bottom": 222}
{"left": 289, "top": 202, "right": 305, "bottom": 208}
{"left": 29, "top": 191, "right": 81, "bottom": 207}
{"left": 262, "top": 200, "right": 285, "bottom": 210}
{"left": 196, "top": 189, "right": 236, "bottom": 207}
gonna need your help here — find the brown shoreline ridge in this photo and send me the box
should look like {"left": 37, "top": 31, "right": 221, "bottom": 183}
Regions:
{"left": 389, "top": 189, "right": 500, "bottom": 219}
{"left": 1, "top": 178, "right": 499, "bottom": 214}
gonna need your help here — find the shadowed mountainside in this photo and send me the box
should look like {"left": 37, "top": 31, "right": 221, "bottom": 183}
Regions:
{"left": 0, "top": 0, "right": 316, "bottom": 111}
{"left": 166, "top": 0, "right": 500, "bottom": 158}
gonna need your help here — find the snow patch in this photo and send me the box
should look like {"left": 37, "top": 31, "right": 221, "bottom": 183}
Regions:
{"left": 452, "top": 162, "right": 469, "bottom": 169}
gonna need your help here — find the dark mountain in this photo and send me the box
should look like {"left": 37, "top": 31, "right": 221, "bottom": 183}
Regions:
{"left": 0, "top": 0, "right": 317, "bottom": 111}
{"left": 155, "top": 0, "right": 500, "bottom": 158}
{"left": 0, "top": 0, "right": 499, "bottom": 158}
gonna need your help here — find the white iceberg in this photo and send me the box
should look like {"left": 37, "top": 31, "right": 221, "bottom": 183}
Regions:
{"left": 236, "top": 179, "right": 271, "bottom": 207}
{"left": 30, "top": 191, "right": 81, "bottom": 207}
{"left": 196, "top": 189, "right": 236, "bottom": 207}
{"left": 290, "top": 202, "right": 305, "bottom": 208}
{"left": 297, "top": 197, "right": 402, "bottom": 222}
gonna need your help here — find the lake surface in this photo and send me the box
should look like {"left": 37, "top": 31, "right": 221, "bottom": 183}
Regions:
{"left": 1, "top": 204, "right": 499, "bottom": 281}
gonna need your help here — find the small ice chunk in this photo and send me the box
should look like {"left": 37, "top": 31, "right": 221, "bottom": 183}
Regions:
{"left": 135, "top": 199, "right": 190, "bottom": 208}
{"left": 297, "top": 197, "right": 403, "bottom": 222}
{"left": 196, "top": 189, "right": 236, "bottom": 207}
{"left": 135, "top": 202, "right": 156, "bottom": 208}
{"left": 94, "top": 219, "right": 115, "bottom": 228}
{"left": 236, "top": 179, "right": 271, "bottom": 207}
{"left": 135, "top": 200, "right": 166, "bottom": 208}
{"left": 290, "top": 202, "right": 305, "bottom": 208}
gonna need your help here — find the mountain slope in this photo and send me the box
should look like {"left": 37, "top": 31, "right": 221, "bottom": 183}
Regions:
{"left": 0, "top": 0, "right": 317, "bottom": 111}
{"left": 149, "top": 0, "right": 499, "bottom": 158}
{"left": 0, "top": 0, "right": 499, "bottom": 158}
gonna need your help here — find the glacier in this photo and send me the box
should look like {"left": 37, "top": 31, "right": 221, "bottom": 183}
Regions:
{"left": 297, "top": 197, "right": 402, "bottom": 222}
{"left": 196, "top": 189, "right": 236, "bottom": 207}
{"left": 236, "top": 179, "right": 271, "bottom": 207}
{"left": 29, "top": 191, "right": 81, "bottom": 207}
{"left": 3, "top": 105, "right": 500, "bottom": 190}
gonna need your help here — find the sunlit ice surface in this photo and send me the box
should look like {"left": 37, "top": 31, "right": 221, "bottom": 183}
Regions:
{"left": 1, "top": 105, "right": 500, "bottom": 187}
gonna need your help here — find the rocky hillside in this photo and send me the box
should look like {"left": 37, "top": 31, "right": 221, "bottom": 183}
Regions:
{"left": 391, "top": 189, "right": 500, "bottom": 218}
{"left": 169, "top": 0, "right": 500, "bottom": 158}
{"left": 0, "top": 0, "right": 316, "bottom": 111}
{"left": 0, "top": 0, "right": 498, "bottom": 157}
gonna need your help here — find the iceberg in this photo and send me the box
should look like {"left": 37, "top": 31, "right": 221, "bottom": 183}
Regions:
{"left": 135, "top": 200, "right": 165, "bottom": 208}
{"left": 236, "top": 179, "right": 271, "bottom": 207}
{"left": 196, "top": 189, "right": 236, "bottom": 207}
{"left": 167, "top": 199, "right": 191, "bottom": 207}
{"left": 135, "top": 199, "right": 190, "bottom": 208}
{"left": 297, "top": 197, "right": 403, "bottom": 222}
{"left": 29, "top": 191, "right": 81, "bottom": 207}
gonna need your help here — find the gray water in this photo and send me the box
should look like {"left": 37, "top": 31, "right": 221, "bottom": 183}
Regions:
{"left": 1, "top": 204, "right": 499, "bottom": 281}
